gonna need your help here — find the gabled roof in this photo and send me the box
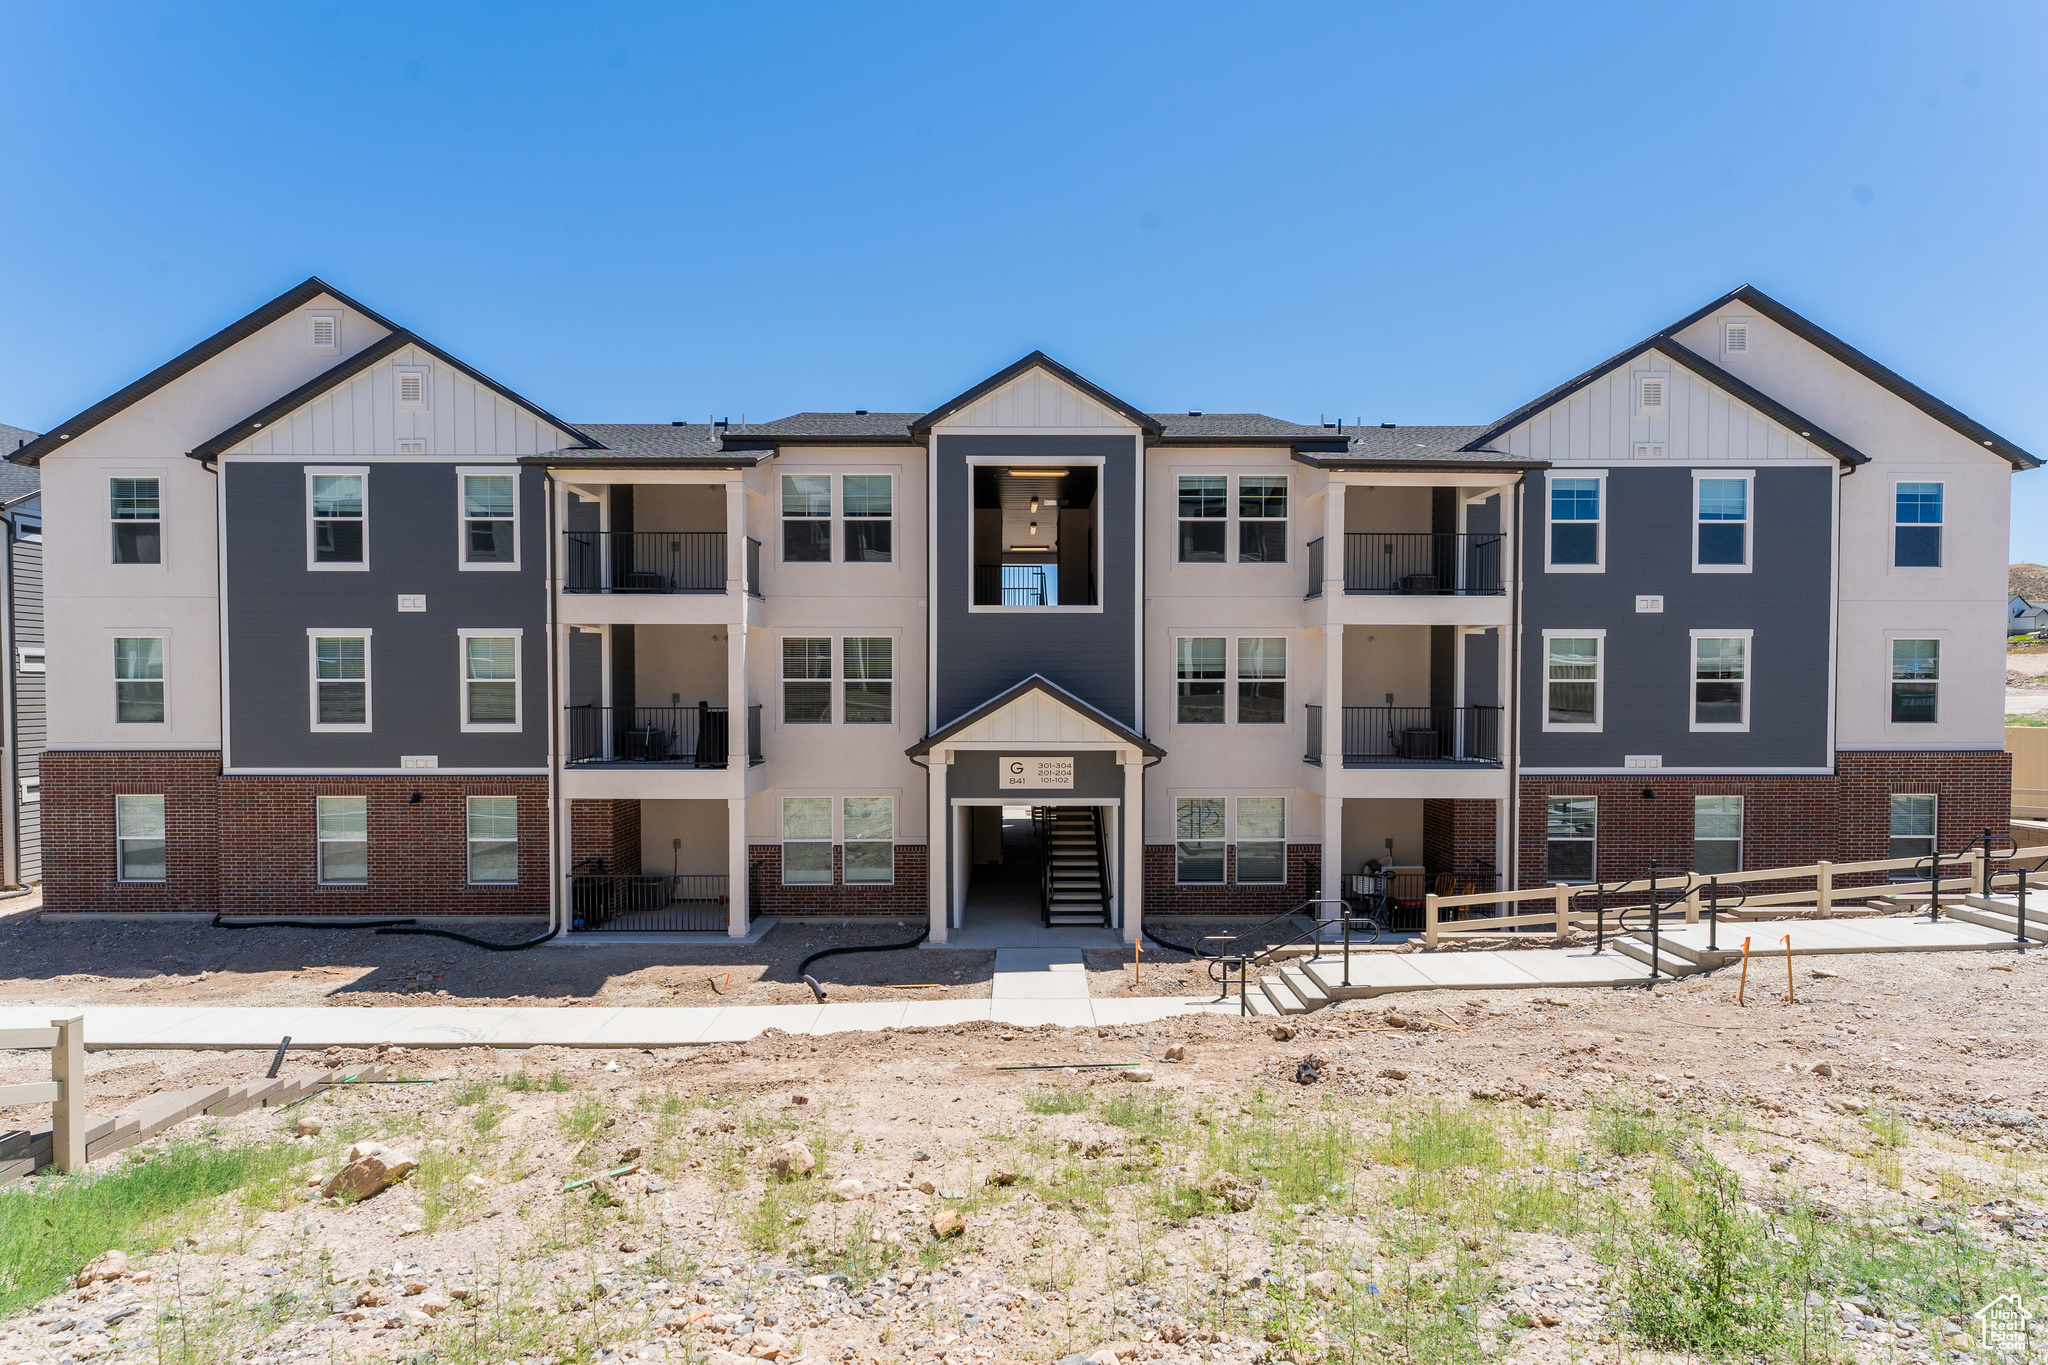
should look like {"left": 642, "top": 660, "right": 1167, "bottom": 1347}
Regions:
{"left": 1289, "top": 423, "right": 1546, "bottom": 472}
{"left": 0, "top": 426, "right": 39, "bottom": 503}
{"left": 906, "top": 674, "right": 1165, "bottom": 759}
{"left": 8, "top": 277, "right": 403, "bottom": 467}
{"left": 910, "top": 352, "right": 1164, "bottom": 437}
{"left": 1466, "top": 284, "right": 2039, "bottom": 470}
{"left": 188, "top": 329, "right": 599, "bottom": 460}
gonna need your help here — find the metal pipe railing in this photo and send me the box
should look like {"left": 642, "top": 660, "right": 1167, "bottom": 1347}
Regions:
{"left": 1342, "top": 532, "right": 1503, "bottom": 595}
{"left": 564, "top": 531, "right": 728, "bottom": 593}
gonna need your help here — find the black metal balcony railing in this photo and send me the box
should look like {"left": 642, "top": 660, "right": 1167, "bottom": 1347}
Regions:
{"left": 1343, "top": 533, "right": 1503, "bottom": 595}
{"left": 564, "top": 531, "right": 727, "bottom": 593}
{"left": 974, "top": 564, "right": 1050, "bottom": 606}
{"left": 570, "top": 871, "right": 733, "bottom": 933}
{"left": 1305, "top": 537, "right": 1324, "bottom": 599}
{"left": 1304, "top": 703, "right": 1323, "bottom": 764}
{"left": 1339, "top": 705, "right": 1502, "bottom": 765}
{"left": 745, "top": 537, "right": 762, "bottom": 597}
{"left": 565, "top": 704, "right": 763, "bottom": 766}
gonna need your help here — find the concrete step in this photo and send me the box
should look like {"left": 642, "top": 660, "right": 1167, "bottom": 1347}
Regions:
{"left": 1944, "top": 899, "right": 2048, "bottom": 943}
{"left": 1259, "top": 974, "right": 1309, "bottom": 1014}
{"left": 1279, "top": 963, "right": 1332, "bottom": 1010}
{"left": 1245, "top": 984, "right": 1284, "bottom": 1016}
{"left": 1610, "top": 935, "right": 1710, "bottom": 977}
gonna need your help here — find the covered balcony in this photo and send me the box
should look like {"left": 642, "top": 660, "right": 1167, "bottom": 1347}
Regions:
{"left": 561, "top": 482, "right": 762, "bottom": 600}
{"left": 563, "top": 623, "right": 760, "bottom": 770}
{"left": 1305, "top": 622, "right": 1505, "bottom": 769}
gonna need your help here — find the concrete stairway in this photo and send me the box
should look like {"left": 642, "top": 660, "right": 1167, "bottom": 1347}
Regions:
{"left": 1940, "top": 896, "right": 2048, "bottom": 944}
{"left": 1042, "top": 809, "right": 1110, "bottom": 928}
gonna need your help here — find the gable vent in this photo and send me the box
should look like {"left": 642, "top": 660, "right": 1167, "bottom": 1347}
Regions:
{"left": 1724, "top": 321, "right": 1749, "bottom": 355}
{"left": 397, "top": 369, "right": 426, "bottom": 406}
{"left": 309, "top": 315, "right": 337, "bottom": 351}
{"left": 1638, "top": 375, "right": 1666, "bottom": 411}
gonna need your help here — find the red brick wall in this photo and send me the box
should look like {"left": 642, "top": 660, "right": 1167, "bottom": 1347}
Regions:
{"left": 569, "top": 799, "right": 642, "bottom": 875}
{"left": 1422, "top": 799, "right": 1499, "bottom": 881}
{"left": 1142, "top": 844, "right": 1320, "bottom": 915}
{"left": 1516, "top": 751, "right": 2011, "bottom": 889}
{"left": 747, "top": 844, "right": 928, "bottom": 917}
{"left": 41, "top": 751, "right": 222, "bottom": 912}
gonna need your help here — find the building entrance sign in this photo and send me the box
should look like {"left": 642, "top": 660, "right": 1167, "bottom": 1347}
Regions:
{"left": 1001, "top": 756, "right": 1074, "bottom": 789}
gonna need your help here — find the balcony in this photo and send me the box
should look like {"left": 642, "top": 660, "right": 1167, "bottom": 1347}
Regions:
{"left": 565, "top": 532, "right": 727, "bottom": 594}
{"left": 1338, "top": 533, "right": 1502, "bottom": 596}
{"left": 1304, "top": 704, "right": 1502, "bottom": 766}
{"left": 565, "top": 704, "right": 763, "bottom": 767}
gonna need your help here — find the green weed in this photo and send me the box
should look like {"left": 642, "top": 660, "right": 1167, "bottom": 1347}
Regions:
{"left": 1617, "top": 1154, "right": 1788, "bottom": 1357}
{"left": 1024, "top": 1087, "right": 1092, "bottom": 1115}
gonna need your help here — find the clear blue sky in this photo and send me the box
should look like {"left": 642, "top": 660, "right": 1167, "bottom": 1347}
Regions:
{"left": 3, "top": 2, "right": 2042, "bottom": 557}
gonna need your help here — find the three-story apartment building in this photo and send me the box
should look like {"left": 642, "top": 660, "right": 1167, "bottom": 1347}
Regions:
{"left": 11, "top": 280, "right": 2031, "bottom": 942}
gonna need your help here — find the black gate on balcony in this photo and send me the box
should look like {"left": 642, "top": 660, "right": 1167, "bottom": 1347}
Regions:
{"left": 564, "top": 532, "right": 727, "bottom": 593}
{"left": 571, "top": 871, "right": 734, "bottom": 933}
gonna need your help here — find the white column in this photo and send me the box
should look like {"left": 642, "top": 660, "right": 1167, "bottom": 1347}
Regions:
{"left": 725, "top": 630, "right": 747, "bottom": 773}
{"left": 1121, "top": 752, "right": 1144, "bottom": 944}
{"left": 726, "top": 796, "right": 749, "bottom": 937}
{"left": 1323, "top": 481, "right": 1346, "bottom": 596}
{"left": 725, "top": 479, "right": 747, "bottom": 595}
{"left": 1321, "top": 795, "right": 1344, "bottom": 926}
{"left": 927, "top": 752, "right": 949, "bottom": 943}
{"left": 1322, "top": 623, "right": 1344, "bottom": 768}
{"left": 1452, "top": 628, "right": 1469, "bottom": 759}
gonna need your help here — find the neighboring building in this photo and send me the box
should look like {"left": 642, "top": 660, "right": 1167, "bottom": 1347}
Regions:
{"left": 8, "top": 281, "right": 2033, "bottom": 937}
{"left": 2008, "top": 595, "right": 2047, "bottom": 636}
{"left": 0, "top": 422, "right": 41, "bottom": 889}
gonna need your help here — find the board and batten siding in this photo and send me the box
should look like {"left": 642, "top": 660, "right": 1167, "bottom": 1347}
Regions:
{"left": 10, "top": 520, "right": 41, "bottom": 883}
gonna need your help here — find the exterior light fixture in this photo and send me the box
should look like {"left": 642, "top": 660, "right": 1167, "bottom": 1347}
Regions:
{"left": 1007, "top": 468, "right": 1068, "bottom": 477}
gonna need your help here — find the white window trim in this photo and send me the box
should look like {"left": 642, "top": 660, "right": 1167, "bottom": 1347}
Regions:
{"left": 1540, "top": 628, "right": 1605, "bottom": 733}
{"left": 112, "top": 633, "right": 168, "bottom": 728}
{"left": 776, "top": 632, "right": 901, "bottom": 727}
{"left": 19, "top": 775, "right": 38, "bottom": 805}
{"left": 307, "top": 628, "right": 373, "bottom": 733}
{"left": 15, "top": 517, "right": 40, "bottom": 543}
{"left": 457, "top": 467, "right": 521, "bottom": 572}
{"left": 458, "top": 628, "right": 523, "bottom": 733}
{"left": 839, "top": 473, "right": 895, "bottom": 566}
{"left": 1173, "top": 635, "right": 1227, "bottom": 728}
{"left": 1693, "top": 794, "right": 1743, "bottom": 873}
{"left": 1886, "top": 632, "right": 1943, "bottom": 729}
{"left": 114, "top": 793, "right": 167, "bottom": 884}
{"left": 1235, "top": 473, "right": 1290, "bottom": 566}
{"left": 1545, "top": 795, "right": 1598, "bottom": 885}
{"left": 1232, "top": 795, "right": 1288, "bottom": 885}
{"left": 780, "top": 635, "right": 834, "bottom": 726}
{"left": 395, "top": 366, "right": 429, "bottom": 409}
{"left": 780, "top": 472, "right": 834, "bottom": 565}
{"left": 1688, "top": 629, "right": 1754, "bottom": 733}
{"left": 305, "top": 466, "right": 370, "bottom": 573}
{"left": 1173, "top": 794, "right": 1228, "bottom": 886}
{"left": 1235, "top": 636, "right": 1288, "bottom": 725}
{"left": 465, "top": 794, "right": 519, "bottom": 886}
{"left": 316, "top": 795, "right": 368, "bottom": 887}
{"left": 1890, "top": 479, "right": 1945, "bottom": 575}
{"left": 841, "top": 635, "right": 895, "bottom": 726}
{"left": 1543, "top": 470, "right": 1607, "bottom": 573}
{"left": 17, "top": 645, "right": 45, "bottom": 674}
{"left": 1691, "top": 469, "right": 1754, "bottom": 574}
{"left": 780, "top": 795, "right": 836, "bottom": 886}
{"left": 965, "top": 455, "right": 1107, "bottom": 615}
{"left": 1888, "top": 793, "right": 1939, "bottom": 862}
{"left": 108, "top": 471, "right": 165, "bottom": 571}
{"left": 840, "top": 794, "right": 897, "bottom": 887}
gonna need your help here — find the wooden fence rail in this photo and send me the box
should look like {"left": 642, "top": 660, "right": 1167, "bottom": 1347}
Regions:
{"left": 0, "top": 1016, "right": 84, "bottom": 1172}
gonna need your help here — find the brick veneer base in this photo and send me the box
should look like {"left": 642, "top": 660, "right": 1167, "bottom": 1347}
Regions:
{"left": 1422, "top": 799, "right": 1499, "bottom": 882}
{"left": 1142, "top": 845, "right": 1321, "bottom": 915}
{"left": 1517, "top": 751, "right": 2012, "bottom": 889}
{"left": 570, "top": 799, "right": 642, "bottom": 876}
{"left": 41, "top": 750, "right": 547, "bottom": 915}
{"left": 748, "top": 845, "right": 928, "bottom": 917}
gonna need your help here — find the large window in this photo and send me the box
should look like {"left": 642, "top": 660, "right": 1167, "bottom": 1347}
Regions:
{"left": 1175, "top": 796, "right": 1225, "bottom": 883}
{"left": 113, "top": 636, "right": 165, "bottom": 724}
{"left": 461, "top": 472, "right": 517, "bottom": 567}
{"left": 1694, "top": 474, "right": 1751, "bottom": 570}
{"left": 1894, "top": 483, "right": 1942, "bottom": 568}
{"left": 1177, "top": 476, "right": 1227, "bottom": 563}
{"left": 1235, "top": 797, "right": 1286, "bottom": 884}
{"left": 309, "top": 633, "right": 371, "bottom": 731}
{"left": 1239, "top": 477, "right": 1288, "bottom": 563}
{"left": 1544, "top": 634, "right": 1601, "bottom": 729}
{"left": 1692, "top": 634, "right": 1749, "bottom": 730}
{"left": 1890, "top": 639, "right": 1939, "bottom": 723}
{"left": 1176, "top": 637, "right": 1226, "bottom": 724}
{"left": 466, "top": 796, "right": 518, "bottom": 884}
{"left": 1545, "top": 796, "right": 1596, "bottom": 884}
{"left": 317, "top": 795, "right": 368, "bottom": 885}
{"left": 461, "top": 633, "right": 520, "bottom": 729}
{"left": 782, "top": 475, "right": 831, "bottom": 562}
{"left": 782, "top": 797, "right": 832, "bottom": 884}
{"left": 1888, "top": 794, "right": 1937, "bottom": 863}
{"left": 1547, "top": 477, "right": 1602, "bottom": 569}
{"left": 1237, "top": 638, "right": 1286, "bottom": 724}
{"left": 843, "top": 638, "right": 892, "bottom": 724}
{"left": 116, "top": 794, "right": 166, "bottom": 883}
{"left": 843, "top": 797, "right": 895, "bottom": 884}
{"left": 1693, "top": 795, "right": 1742, "bottom": 875}
{"left": 970, "top": 464, "right": 1099, "bottom": 608}
{"left": 308, "top": 471, "right": 366, "bottom": 567}
{"left": 111, "top": 477, "right": 161, "bottom": 565}
{"left": 782, "top": 638, "right": 832, "bottom": 723}
{"left": 842, "top": 475, "right": 893, "bottom": 563}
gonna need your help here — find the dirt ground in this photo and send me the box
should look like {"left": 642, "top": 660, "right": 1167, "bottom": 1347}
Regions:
{"left": 2, "top": 945, "right": 2044, "bottom": 1365}
{"left": 0, "top": 899, "right": 1241, "bottom": 1008}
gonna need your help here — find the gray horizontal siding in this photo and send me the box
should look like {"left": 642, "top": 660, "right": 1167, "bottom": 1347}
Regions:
{"left": 11, "top": 532, "right": 39, "bottom": 882}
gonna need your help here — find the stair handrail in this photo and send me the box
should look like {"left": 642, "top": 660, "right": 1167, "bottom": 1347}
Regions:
{"left": 1202, "top": 898, "right": 1381, "bottom": 1016}
{"left": 1036, "top": 807, "right": 1052, "bottom": 928}
{"left": 1092, "top": 806, "right": 1114, "bottom": 929}
{"left": 1568, "top": 866, "right": 1702, "bottom": 978}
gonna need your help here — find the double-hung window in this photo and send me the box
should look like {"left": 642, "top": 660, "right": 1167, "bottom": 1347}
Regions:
{"left": 1235, "top": 797, "right": 1286, "bottom": 884}
{"left": 1894, "top": 483, "right": 1942, "bottom": 568}
{"left": 461, "top": 471, "right": 518, "bottom": 567}
{"left": 1693, "top": 795, "right": 1742, "bottom": 875}
{"left": 466, "top": 796, "right": 518, "bottom": 884}
{"left": 843, "top": 797, "right": 895, "bottom": 884}
{"left": 1694, "top": 474, "right": 1751, "bottom": 570}
{"left": 114, "top": 636, "right": 165, "bottom": 724}
{"left": 1543, "top": 633, "right": 1602, "bottom": 729}
{"left": 1175, "top": 796, "right": 1225, "bottom": 883}
{"left": 461, "top": 632, "right": 520, "bottom": 729}
{"left": 1890, "top": 639, "right": 1939, "bottom": 723}
{"left": 782, "top": 638, "right": 832, "bottom": 723}
{"left": 1547, "top": 476, "right": 1602, "bottom": 569}
{"left": 843, "top": 638, "right": 892, "bottom": 723}
{"left": 115, "top": 794, "right": 166, "bottom": 883}
{"left": 781, "top": 475, "right": 832, "bottom": 562}
{"left": 1237, "top": 638, "right": 1286, "bottom": 724}
{"left": 1888, "top": 794, "right": 1937, "bottom": 863}
{"left": 842, "top": 475, "right": 893, "bottom": 562}
{"left": 309, "top": 632, "right": 371, "bottom": 731}
{"left": 1545, "top": 796, "right": 1596, "bottom": 883}
{"left": 1177, "top": 477, "right": 1228, "bottom": 563}
{"left": 1239, "top": 478, "right": 1287, "bottom": 563}
{"left": 308, "top": 470, "right": 366, "bottom": 567}
{"left": 782, "top": 797, "right": 833, "bottom": 884}
{"left": 111, "top": 477, "right": 161, "bottom": 565}
{"left": 317, "top": 795, "right": 368, "bottom": 885}
{"left": 1176, "top": 638, "right": 1226, "bottom": 723}
{"left": 1692, "top": 633, "right": 1750, "bottom": 730}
